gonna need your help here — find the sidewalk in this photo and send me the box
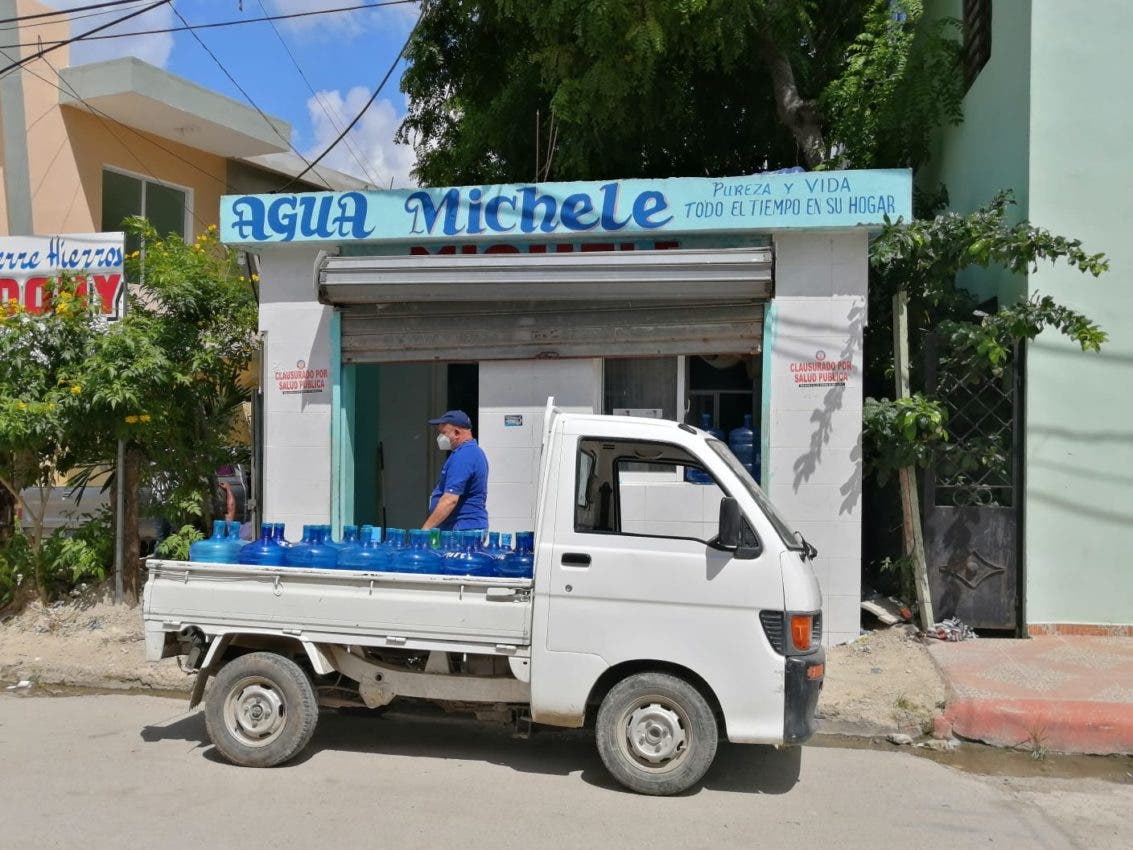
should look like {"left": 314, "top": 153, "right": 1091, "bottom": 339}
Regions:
{"left": 928, "top": 635, "right": 1133, "bottom": 755}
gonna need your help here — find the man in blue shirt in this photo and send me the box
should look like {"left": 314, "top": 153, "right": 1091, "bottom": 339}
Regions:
{"left": 422, "top": 410, "right": 490, "bottom": 531}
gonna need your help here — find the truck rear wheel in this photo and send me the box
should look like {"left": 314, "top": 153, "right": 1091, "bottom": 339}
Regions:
{"left": 595, "top": 671, "right": 718, "bottom": 796}
{"left": 204, "top": 652, "right": 318, "bottom": 767}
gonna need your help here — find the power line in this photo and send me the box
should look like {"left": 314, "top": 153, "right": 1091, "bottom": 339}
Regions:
{"left": 7, "top": 46, "right": 214, "bottom": 231}
{"left": 9, "top": 44, "right": 232, "bottom": 195}
{"left": 253, "top": 0, "right": 382, "bottom": 188}
{"left": 0, "top": 1, "right": 419, "bottom": 49}
{"left": 0, "top": 1, "right": 153, "bottom": 33}
{"left": 169, "top": 2, "right": 334, "bottom": 191}
{"left": 0, "top": 0, "right": 143, "bottom": 26}
{"left": 278, "top": 2, "right": 425, "bottom": 191}
{"left": 0, "top": 0, "right": 170, "bottom": 76}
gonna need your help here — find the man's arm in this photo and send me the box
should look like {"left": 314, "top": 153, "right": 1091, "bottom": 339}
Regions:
{"left": 422, "top": 493, "right": 459, "bottom": 530}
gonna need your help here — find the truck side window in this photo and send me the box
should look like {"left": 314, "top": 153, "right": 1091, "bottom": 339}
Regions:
{"left": 574, "top": 439, "right": 728, "bottom": 542}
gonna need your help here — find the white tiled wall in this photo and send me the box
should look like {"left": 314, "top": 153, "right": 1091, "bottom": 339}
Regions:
{"left": 478, "top": 359, "right": 601, "bottom": 534}
{"left": 769, "top": 231, "right": 868, "bottom": 646}
{"left": 619, "top": 478, "right": 723, "bottom": 541}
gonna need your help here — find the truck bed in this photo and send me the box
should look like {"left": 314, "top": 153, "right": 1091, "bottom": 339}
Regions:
{"left": 143, "top": 559, "right": 534, "bottom": 659}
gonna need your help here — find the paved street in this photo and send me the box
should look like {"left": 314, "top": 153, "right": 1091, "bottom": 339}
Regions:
{"left": 0, "top": 694, "right": 1130, "bottom": 850}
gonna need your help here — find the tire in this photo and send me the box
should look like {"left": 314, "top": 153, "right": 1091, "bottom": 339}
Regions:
{"left": 595, "top": 671, "right": 719, "bottom": 796}
{"left": 204, "top": 652, "right": 319, "bottom": 768}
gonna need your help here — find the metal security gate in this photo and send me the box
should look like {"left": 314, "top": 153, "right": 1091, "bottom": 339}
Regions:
{"left": 923, "top": 337, "right": 1025, "bottom": 633}
{"left": 320, "top": 248, "right": 771, "bottom": 363}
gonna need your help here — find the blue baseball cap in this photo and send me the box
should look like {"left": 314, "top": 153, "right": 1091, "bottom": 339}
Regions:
{"left": 427, "top": 410, "right": 472, "bottom": 429}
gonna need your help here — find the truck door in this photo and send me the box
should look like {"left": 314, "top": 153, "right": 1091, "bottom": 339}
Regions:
{"left": 536, "top": 433, "right": 788, "bottom": 742}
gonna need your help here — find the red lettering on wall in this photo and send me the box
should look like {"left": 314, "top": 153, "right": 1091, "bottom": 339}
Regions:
{"left": 24, "top": 277, "right": 48, "bottom": 314}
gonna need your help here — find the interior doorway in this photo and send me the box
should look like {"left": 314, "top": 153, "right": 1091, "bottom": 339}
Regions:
{"left": 351, "top": 362, "right": 479, "bottom": 531}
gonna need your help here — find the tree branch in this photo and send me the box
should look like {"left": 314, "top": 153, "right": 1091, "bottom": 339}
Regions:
{"left": 759, "top": 36, "right": 827, "bottom": 168}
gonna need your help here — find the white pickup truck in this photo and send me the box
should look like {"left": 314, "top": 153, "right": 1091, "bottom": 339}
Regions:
{"left": 144, "top": 404, "right": 825, "bottom": 795}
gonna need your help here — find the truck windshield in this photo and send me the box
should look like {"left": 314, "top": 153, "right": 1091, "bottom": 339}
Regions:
{"left": 707, "top": 440, "right": 803, "bottom": 550}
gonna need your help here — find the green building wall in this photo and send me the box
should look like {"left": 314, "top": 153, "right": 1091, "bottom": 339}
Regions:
{"left": 922, "top": 0, "right": 1133, "bottom": 627}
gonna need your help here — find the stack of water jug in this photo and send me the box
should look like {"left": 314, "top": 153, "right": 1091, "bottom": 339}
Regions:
{"left": 686, "top": 411, "right": 760, "bottom": 483}
{"left": 187, "top": 520, "right": 534, "bottom": 579}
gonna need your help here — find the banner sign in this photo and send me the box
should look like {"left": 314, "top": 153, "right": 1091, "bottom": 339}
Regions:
{"left": 0, "top": 232, "right": 125, "bottom": 319}
{"left": 220, "top": 169, "right": 912, "bottom": 247}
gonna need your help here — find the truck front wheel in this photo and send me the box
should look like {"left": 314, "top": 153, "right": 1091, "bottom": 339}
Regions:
{"left": 595, "top": 671, "right": 718, "bottom": 795}
{"left": 204, "top": 652, "right": 318, "bottom": 767}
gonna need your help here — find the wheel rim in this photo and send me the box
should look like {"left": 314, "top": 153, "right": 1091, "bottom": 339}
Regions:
{"left": 617, "top": 695, "right": 691, "bottom": 772}
{"left": 222, "top": 676, "right": 287, "bottom": 748}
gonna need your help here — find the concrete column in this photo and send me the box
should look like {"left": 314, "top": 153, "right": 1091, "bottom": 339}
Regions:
{"left": 0, "top": 0, "right": 33, "bottom": 234}
{"left": 768, "top": 231, "right": 868, "bottom": 645}
{"left": 257, "top": 246, "right": 334, "bottom": 534}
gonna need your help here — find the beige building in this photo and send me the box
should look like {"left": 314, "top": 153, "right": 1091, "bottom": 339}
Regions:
{"left": 0, "top": 0, "right": 368, "bottom": 240}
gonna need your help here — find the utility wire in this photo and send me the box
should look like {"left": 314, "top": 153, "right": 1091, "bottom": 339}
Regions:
{"left": 0, "top": 1, "right": 152, "bottom": 32}
{"left": 10, "top": 46, "right": 213, "bottom": 230}
{"left": 253, "top": 0, "right": 382, "bottom": 188}
{"left": 0, "top": 1, "right": 419, "bottom": 49}
{"left": 0, "top": 0, "right": 143, "bottom": 25}
{"left": 0, "top": 0, "right": 170, "bottom": 76}
{"left": 169, "top": 2, "right": 334, "bottom": 191}
{"left": 9, "top": 43, "right": 232, "bottom": 196}
{"left": 278, "top": 1, "right": 425, "bottom": 191}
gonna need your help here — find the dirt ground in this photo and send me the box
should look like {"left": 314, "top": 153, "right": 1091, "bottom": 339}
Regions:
{"left": 1, "top": 591, "right": 947, "bottom": 736}
{"left": 0, "top": 587, "right": 193, "bottom": 693}
{"left": 818, "top": 624, "right": 949, "bottom": 735}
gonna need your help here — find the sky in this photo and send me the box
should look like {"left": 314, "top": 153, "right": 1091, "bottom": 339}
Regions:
{"left": 29, "top": 0, "right": 423, "bottom": 188}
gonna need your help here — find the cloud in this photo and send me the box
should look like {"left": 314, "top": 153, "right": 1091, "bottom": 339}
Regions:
{"left": 303, "top": 86, "right": 417, "bottom": 188}
{"left": 265, "top": 0, "right": 420, "bottom": 41}
{"left": 43, "top": 1, "right": 175, "bottom": 68}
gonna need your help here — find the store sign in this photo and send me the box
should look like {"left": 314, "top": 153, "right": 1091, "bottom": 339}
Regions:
{"left": 790, "top": 350, "right": 853, "bottom": 388}
{"left": 0, "top": 233, "right": 125, "bottom": 319}
{"left": 220, "top": 170, "right": 913, "bottom": 246}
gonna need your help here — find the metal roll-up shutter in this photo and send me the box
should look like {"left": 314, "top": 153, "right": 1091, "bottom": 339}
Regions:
{"left": 322, "top": 247, "right": 771, "bottom": 363}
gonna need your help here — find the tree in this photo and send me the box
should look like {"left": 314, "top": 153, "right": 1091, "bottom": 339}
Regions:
{"left": 399, "top": 0, "right": 965, "bottom": 185}
{"left": 66, "top": 219, "right": 259, "bottom": 596}
{"left": 400, "top": 0, "right": 871, "bottom": 184}
{"left": 0, "top": 222, "right": 258, "bottom": 603}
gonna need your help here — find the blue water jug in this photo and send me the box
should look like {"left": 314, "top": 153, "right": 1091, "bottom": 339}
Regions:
{"left": 395, "top": 529, "right": 445, "bottom": 575}
{"left": 221, "top": 520, "right": 244, "bottom": 562}
{"left": 729, "top": 413, "right": 758, "bottom": 481}
{"left": 382, "top": 528, "right": 406, "bottom": 561}
{"left": 498, "top": 531, "right": 535, "bottom": 578}
{"left": 272, "top": 523, "right": 290, "bottom": 549}
{"left": 283, "top": 525, "right": 314, "bottom": 567}
{"left": 239, "top": 524, "right": 285, "bottom": 566}
{"left": 190, "top": 519, "right": 232, "bottom": 563}
{"left": 338, "top": 530, "right": 391, "bottom": 571}
{"left": 359, "top": 524, "right": 376, "bottom": 545}
{"left": 452, "top": 530, "right": 495, "bottom": 577}
{"left": 687, "top": 413, "right": 724, "bottom": 484}
{"left": 302, "top": 526, "right": 339, "bottom": 569}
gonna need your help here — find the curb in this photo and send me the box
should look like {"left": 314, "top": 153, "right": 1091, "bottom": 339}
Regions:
{"left": 946, "top": 697, "right": 1133, "bottom": 756}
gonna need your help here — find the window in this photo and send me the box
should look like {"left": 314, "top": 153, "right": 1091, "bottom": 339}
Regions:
{"left": 962, "top": 0, "right": 991, "bottom": 91}
{"left": 686, "top": 355, "right": 758, "bottom": 441}
{"left": 603, "top": 357, "right": 678, "bottom": 419}
{"left": 101, "top": 168, "right": 189, "bottom": 254}
{"left": 574, "top": 438, "right": 732, "bottom": 543}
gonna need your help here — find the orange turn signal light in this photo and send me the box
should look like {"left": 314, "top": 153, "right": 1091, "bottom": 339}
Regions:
{"left": 790, "top": 614, "right": 812, "bottom": 651}
{"left": 807, "top": 663, "right": 825, "bottom": 681}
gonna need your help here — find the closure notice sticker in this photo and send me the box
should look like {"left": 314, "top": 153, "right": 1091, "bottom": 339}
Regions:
{"left": 274, "top": 359, "right": 328, "bottom": 395}
{"left": 790, "top": 350, "right": 852, "bottom": 388}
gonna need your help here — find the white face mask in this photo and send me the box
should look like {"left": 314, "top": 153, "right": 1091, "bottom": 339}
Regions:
{"left": 436, "top": 433, "right": 453, "bottom": 452}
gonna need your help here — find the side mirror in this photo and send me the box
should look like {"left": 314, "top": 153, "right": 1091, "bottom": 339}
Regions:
{"left": 717, "top": 497, "right": 742, "bottom": 549}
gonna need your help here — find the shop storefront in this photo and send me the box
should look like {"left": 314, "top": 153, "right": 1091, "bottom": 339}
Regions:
{"left": 220, "top": 169, "right": 912, "bottom": 646}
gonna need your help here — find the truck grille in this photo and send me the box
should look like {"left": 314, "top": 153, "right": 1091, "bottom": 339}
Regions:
{"left": 759, "top": 610, "right": 785, "bottom": 653}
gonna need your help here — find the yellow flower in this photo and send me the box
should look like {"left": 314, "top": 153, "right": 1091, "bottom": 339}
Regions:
{"left": 70, "top": 385, "right": 82, "bottom": 395}
{"left": 251, "top": 274, "right": 260, "bottom": 283}
{"left": 139, "top": 414, "right": 152, "bottom": 423}
{"left": 125, "top": 415, "right": 139, "bottom": 424}
{"left": 207, "top": 224, "right": 218, "bottom": 232}
{"left": 17, "top": 402, "right": 27, "bottom": 411}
